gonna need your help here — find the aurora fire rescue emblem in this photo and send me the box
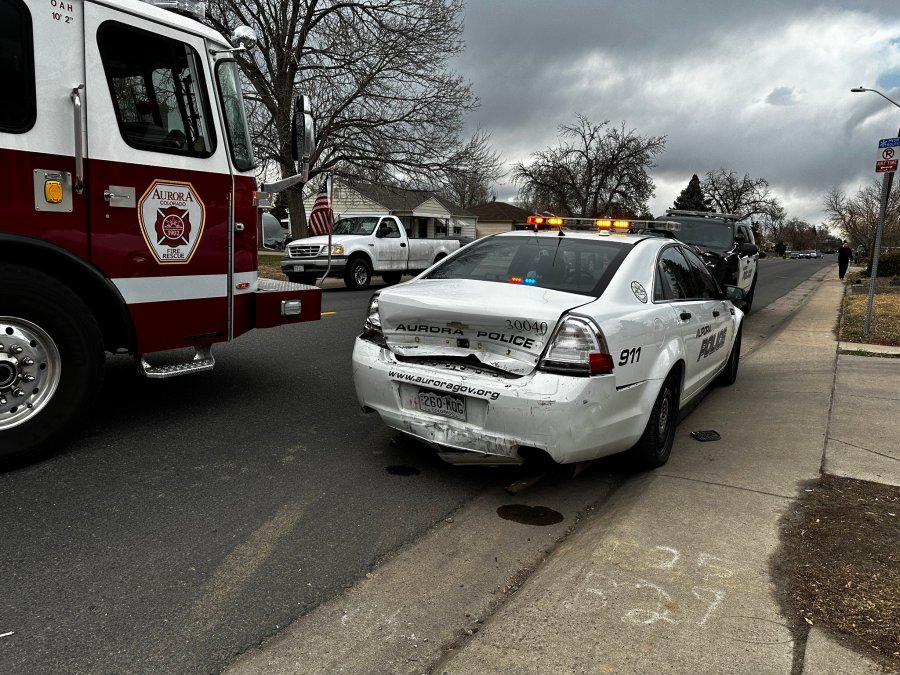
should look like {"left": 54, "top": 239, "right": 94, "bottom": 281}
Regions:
{"left": 138, "top": 180, "right": 206, "bottom": 264}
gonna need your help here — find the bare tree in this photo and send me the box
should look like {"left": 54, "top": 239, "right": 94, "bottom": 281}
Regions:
{"left": 513, "top": 115, "right": 666, "bottom": 219}
{"left": 205, "top": 0, "right": 478, "bottom": 237}
{"left": 753, "top": 203, "right": 786, "bottom": 246}
{"left": 823, "top": 180, "right": 900, "bottom": 252}
{"left": 701, "top": 169, "right": 781, "bottom": 220}
{"left": 436, "top": 129, "right": 504, "bottom": 208}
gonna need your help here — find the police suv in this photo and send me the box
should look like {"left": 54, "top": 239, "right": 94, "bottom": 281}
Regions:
{"left": 656, "top": 210, "right": 759, "bottom": 313}
{"left": 352, "top": 218, "right": 746, "bottom": 470}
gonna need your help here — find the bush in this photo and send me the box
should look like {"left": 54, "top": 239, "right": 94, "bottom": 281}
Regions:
{"left": 865, "top": 250, "right": 900, "bottom": 277}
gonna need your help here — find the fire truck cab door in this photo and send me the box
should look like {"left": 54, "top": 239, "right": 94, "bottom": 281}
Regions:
{"left": 84, "top": 6, "right": 233, "bottom": 354}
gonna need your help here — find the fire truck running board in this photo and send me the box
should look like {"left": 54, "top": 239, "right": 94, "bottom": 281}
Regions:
{"left": 139, "top": 346, "right": 215, "bottom": 379}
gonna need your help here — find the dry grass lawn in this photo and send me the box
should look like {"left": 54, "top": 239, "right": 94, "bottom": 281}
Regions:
{"left": 840, "top": 293, "right": 900, "bottom": 346}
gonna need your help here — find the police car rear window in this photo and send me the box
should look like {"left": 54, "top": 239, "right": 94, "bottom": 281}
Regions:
{"left": 426, "top": 235, "right": 629, "bottom": 296}
{"left": 0, "top": 0, "right": 36, "bottom": 133}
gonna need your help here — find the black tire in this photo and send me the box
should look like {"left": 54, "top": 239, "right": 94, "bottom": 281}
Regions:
{"left": 287, "top": 273, "right": 318, "bottom": 285}
{"left": 742, "top": 277, "right": 756, "bottom": 314}
{"left": 344, "top": 258, "right": 372, "bottom": 290}
{"left": 381, "top": 272, "right": 402, "bottom": 285}
{"left": 0, "top": 265, "right": 104, "bottom": 462}
{"left": 630, "top": 372, "right": 680, "bottom": 470}
{"left": 717, "top": 326, "right": 742, "bottom": 386}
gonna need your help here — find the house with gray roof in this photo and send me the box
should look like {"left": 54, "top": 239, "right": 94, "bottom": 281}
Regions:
{"left": 467, "top": 201, "right": 531, "bottom": 237}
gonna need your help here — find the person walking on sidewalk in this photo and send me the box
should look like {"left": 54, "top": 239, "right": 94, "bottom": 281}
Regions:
{"left": 838, "top": 241, "right": 853, "bottom": 280}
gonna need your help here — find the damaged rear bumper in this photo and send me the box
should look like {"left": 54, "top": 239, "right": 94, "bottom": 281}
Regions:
{"left": 351, "top": 338, "right": 655, "bottom": 465}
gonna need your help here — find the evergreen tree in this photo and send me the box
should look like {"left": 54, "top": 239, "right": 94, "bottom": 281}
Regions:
{"left": 672, "top": 174, "right": 712, "bottom": 212}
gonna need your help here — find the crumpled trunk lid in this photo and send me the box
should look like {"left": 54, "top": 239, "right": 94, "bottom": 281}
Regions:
{"left": 377, "top": 279, "right": 592, "bottom": 375}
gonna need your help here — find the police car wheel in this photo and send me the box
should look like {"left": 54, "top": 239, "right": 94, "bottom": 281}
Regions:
{"left": 743, "top": 277, "right": 756, "bottom": 314}
{"left": 717, "top": 327, "right": 742, "bottom": 386}
{"left": 0, "top": 265, "right": 104, "bottom": 463}
{"left": 630, "top": 372, "right": 680, "bottom": 470}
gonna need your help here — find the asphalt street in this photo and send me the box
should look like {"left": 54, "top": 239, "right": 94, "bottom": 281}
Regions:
{"left": 0, "top": 256, "right": 833, "bottom": 674}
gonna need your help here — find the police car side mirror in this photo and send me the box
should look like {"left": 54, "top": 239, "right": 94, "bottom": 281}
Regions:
{"left": 742, "top": 243, "right": 759, "bottom": 255}
{"left": 724, "top": 285, "right": 746, "bottom": 303}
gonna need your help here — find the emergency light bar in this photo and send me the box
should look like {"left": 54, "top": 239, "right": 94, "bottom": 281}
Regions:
{"left": 665, "top": 209, "right": 741, "bottom": 221}
{"left": 139, "top": 0, "right": 206, "bottom": 20}
{"left": 526, "top": 215, "right": 683, "bottom": 236}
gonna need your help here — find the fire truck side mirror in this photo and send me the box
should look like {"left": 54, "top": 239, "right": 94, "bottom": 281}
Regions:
{"left": 231, "top": 26, "right": 258, "bottom": 51}
{"left": 291, "top": 95, "right": 316, "bottom": 168}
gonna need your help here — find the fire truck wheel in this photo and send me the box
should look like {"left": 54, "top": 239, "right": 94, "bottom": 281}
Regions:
{"left": 0, "top": 266, "right": 104, "bottom": 461}
{"left": 344, "top": 258, "right": 372, "bottom": 290}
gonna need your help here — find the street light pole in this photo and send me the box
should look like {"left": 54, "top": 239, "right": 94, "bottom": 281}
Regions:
{"left": 850, "top": 86, "right": 900, "bottom": 335}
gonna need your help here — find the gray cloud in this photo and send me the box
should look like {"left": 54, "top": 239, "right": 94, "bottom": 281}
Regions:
{"left": 454, "top": 0, "right": 900, "bottom": 224}
{"left": 765, "top": 87, "right": 799, "bottom": 106}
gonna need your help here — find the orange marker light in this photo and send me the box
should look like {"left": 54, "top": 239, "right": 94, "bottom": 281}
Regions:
{"left": 595, "top": 219, "right": 612, "bottom": 229}
{"left": 614, "top": 220, "right": 630, "bottom": 230}
{"left": 44, "top": 180, "right": 64, "bottom": 204}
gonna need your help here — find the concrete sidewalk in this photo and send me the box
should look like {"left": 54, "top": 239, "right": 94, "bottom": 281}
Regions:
{"left": 435, "top": 271, "right": 899, "bottom": 674}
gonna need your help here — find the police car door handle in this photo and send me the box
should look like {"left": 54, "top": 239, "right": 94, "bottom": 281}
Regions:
{"left": 680, "top": 311, "right": 692, "bottom": 320}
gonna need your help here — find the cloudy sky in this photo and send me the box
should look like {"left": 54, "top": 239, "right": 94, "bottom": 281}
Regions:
{"left": 453, "top": 0, "right": 900, "bottom": 224}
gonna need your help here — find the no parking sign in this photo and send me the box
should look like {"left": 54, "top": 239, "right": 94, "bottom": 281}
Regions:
{"left": 875, "top": 137, "right": 900, "bottom": 173}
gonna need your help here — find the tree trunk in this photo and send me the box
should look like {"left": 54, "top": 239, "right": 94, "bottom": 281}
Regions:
{"left": 285, "top": 183, "right": 308, "bottom": 240}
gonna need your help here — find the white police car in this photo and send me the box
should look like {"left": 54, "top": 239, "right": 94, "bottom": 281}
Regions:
{"left": 351, "top": 219, "right": 745, "bottom": 469}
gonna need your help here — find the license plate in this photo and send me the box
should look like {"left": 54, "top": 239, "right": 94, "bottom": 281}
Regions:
{"left": 418, "top": 390, "right": 466, "bottom": 421}
{"left": 292, "top": 265, "right": 305, "bottom": 272}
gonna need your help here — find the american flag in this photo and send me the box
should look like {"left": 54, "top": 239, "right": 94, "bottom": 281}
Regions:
{"left": 307, "top": 178, "right": 334, "bottom": 236}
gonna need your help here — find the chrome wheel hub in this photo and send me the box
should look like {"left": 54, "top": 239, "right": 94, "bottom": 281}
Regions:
{"left": 0, "top": 317, "right": 61, "bottom": 430}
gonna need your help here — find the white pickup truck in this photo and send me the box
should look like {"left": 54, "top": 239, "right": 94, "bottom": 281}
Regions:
{"left": 281, "top": 215, "right": 464, "bottom": 289}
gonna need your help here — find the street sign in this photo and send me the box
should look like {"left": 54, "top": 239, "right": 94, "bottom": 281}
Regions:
{"left": 875, "top": 138, "right": 900, "bottom": 173}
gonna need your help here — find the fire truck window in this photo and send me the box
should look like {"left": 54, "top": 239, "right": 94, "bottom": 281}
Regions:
{"left": 0, "top": 0, "right": 36, "bottom": 133}
{"left": 97, "top": 21, "right": 215, "bottom": 157}
{"left": 215, "top": 60, "right": 256, "bottom": 171}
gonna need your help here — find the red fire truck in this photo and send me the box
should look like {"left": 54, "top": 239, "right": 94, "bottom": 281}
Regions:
{"left": 0, "top": 0, "right": 321, "bottom": 460}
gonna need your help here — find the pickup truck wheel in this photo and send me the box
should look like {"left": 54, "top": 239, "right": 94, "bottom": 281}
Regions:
{"left": 0, "top": 265, "right": 104, "bottom": 462}
{"left": 381, "top": 272, "right": 402, "bottom": 285}
{"left": 344, "top": 258, "right": 372, "bottom": 290}
{"left": 629, "top": 371, "right": 680, "bottom": 471}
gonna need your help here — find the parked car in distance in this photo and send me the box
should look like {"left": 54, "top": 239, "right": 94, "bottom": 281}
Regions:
{"left": 352, "top": 227, "right": 745, "bottom": 470}
{"left": 789, "top": 250, "right": 802, "bottom": 259}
